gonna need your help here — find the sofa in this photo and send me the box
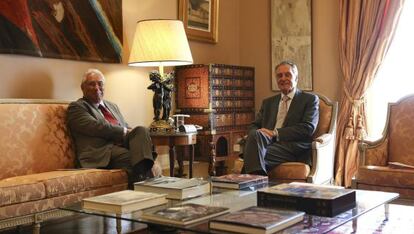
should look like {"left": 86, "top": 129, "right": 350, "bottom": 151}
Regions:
{"left": 0, "top": 99, "right": 128, "bottom": 233}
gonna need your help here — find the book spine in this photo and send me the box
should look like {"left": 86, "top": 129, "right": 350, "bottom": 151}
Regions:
{"left": 257, "top": 192, "right": 334, "bottom": 216}
{"left": 257, "top": 191, "right": 357, "bottom": 217}
{"left": 238, "top": 180, "right": 268, "bottom": 189}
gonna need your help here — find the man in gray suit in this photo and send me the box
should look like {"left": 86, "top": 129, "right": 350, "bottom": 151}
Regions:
{"left": 243, "top": 61, "right": 319, "bottom": 175}
{"left": 67, "top": 69, "right": 155, "bottom": 186}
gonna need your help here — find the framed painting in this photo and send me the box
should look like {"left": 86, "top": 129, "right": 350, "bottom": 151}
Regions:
{"left": 178, "top": 0, "right": 219, "bottom": 44}
{"left": 0, "top": 0, "right": 122, "bottom": 63}
{"left": 271, "top": 0, "right": 312, "bottom": 91}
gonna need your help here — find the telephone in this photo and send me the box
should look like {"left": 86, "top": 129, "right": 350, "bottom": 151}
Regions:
{"left": 178, "top": 124, "right": 202, "bottom": 133}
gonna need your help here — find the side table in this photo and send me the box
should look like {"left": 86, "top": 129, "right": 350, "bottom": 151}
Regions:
{"left": 150, "top": 132, "right": 197, "bottom": 178}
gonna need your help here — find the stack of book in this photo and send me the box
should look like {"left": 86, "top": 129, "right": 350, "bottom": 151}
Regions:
{"left": 82, "top": 190, "right": 167, "bottom": 214}
{"left": 134, "top": 176, "right": 210, "bottom": 200}
{"left": 257, "top": 182, "right": 356, "bottom": 217}
{"left": 209, "top": 206, "right": 305, "bottom": 234}
{"left": 211, "top": 174, "right": 268, "bottom": 190}
{"left": 141, "top": 203, "right": 229, "bottom": 226}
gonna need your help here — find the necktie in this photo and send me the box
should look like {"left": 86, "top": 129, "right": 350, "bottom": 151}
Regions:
{"left": 275, "top": 96, "right": 290, "bottom": 129}
{"left": 98, "top": 104, "right": 119, "bottom": 125}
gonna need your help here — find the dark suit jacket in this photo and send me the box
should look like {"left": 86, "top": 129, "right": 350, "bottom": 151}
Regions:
{"left": 250, "top": 89, "right": 319, "bottom": 161}
{"left": 66, "top": 98, "right": 130, "bottom": 168}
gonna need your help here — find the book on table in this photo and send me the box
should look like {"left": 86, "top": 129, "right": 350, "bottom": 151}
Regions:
{"left": 209, "top": 206, "right": 305, "bottom": 234}
{"left": 257, "top": 182, "right": 356, "bottom": 217}
{"left": 82, "top": 190, "right": 167, "bottom": 214}
{"left": 141, "top": 203, "right": 229, "bottom": 226}
{"left": 211, "top": 174, "right": 268, "bottom": 190}
{"left": 134, "top": 176, "right": 210, "bottom": 200}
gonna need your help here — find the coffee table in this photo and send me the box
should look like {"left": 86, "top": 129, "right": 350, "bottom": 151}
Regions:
{"left": 60, "top": 187, "right": 398, "bottom": 234}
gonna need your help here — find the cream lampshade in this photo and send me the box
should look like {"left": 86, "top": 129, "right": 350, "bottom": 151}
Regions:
{"left": 128, "top": 19, "right": 193, "bottom": 75}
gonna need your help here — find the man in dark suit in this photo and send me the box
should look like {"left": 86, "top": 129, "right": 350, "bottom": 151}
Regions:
{"left": 67, "top": 69, "right": 155, "bottom": 186}
{"left": 243, "top": 61, "right": 319, "bottom": 175}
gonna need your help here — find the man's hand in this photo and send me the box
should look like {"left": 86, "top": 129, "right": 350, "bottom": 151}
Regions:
{"left": 258, "top": 128, "right": 277, "bottom": 138}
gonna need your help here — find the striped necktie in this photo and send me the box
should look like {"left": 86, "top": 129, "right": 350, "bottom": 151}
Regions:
{"left": 275, "top": 95, "right": 290, "bottom": 129}
{"left": 98, "top": 104, "right": 119, "bottom": 125}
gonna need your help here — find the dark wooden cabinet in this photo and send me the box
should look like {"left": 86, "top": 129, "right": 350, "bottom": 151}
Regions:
{"left": 175, "top": 64, "right": 255, "bottom": 175}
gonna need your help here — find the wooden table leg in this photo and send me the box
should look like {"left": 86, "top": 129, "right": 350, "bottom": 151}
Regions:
{"left": 177, "top": 147, "right": 184, "bottom": 177}
{"left": 189, "top": 144, "right": 194, "bottom": 178}
{"left": 169, "top": 145, "right": 175, "bottom": 177}
{"left": 116, "top": 214, "right": 122, "bottom": 234}
{"left": 209, "top": 142, "right": 216, "bottom": 176}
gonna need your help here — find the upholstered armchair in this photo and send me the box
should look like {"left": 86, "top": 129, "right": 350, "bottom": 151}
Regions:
{"left": 236, "top": 93, "right": 338, "bottom": 185}
{"left": 353, "top": 94, "right": 414, "bottom": 199}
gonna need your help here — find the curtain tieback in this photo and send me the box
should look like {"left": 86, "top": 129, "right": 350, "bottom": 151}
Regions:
{"left": 343, "top": 89, "right": 367, "bottom": 141}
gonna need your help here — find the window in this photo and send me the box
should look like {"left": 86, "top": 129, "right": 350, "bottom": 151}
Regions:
{"left": 366, "top": 1, "right": 414, "bottom": 139}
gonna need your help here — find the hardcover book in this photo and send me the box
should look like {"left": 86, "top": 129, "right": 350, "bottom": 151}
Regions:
{"left": 82, "top": 190, "right": 167, "bottom": 214}
{"left": 141, "top": 203, "right": 229, "bottom": 226}
{"left": 134, "top": 176, "right": 210, "bottom": 200}
{"left": 257, "top": 183, "right": 356, "bottom": 217}
{"left": 209, "top": 206, "right": 305, "bottom": 234}
{"left": 211, "top": 174, "right": 268, "bottom": 189}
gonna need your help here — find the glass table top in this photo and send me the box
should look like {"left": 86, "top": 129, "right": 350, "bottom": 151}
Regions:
{"left": 60, "top": 185, "right": 399, "bottom": 234}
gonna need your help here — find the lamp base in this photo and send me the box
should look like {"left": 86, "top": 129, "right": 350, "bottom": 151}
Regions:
{"left": 149, "top": 119, "right": 175, "bottom": 132}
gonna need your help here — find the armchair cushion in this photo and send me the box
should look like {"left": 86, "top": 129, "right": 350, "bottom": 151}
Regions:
{"left": 357, "top": 165, "right": 414, "bottom": 188}
{"left": 268, "top": 162, "right": 310, "bottom": 180}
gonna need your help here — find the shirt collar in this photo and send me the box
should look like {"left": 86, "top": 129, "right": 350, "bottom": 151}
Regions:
{"left": 282, "top": 88, "right": 296, "bottom": 100}
{"left": 92, "top": 101, "right": 105, "bottom": 109}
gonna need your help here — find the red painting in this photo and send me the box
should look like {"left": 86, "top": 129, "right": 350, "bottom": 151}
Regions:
{"left": 0, "top": 0, "right": 123, "bottom": 63}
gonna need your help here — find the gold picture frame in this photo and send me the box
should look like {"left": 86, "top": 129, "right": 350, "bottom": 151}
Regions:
{"left": 178, "top": 0, "right": 219, "bottom": 44}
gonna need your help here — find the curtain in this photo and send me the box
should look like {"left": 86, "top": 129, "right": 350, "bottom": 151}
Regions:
{"left": 335, "top": 0, "right": 404, "bottom": 187}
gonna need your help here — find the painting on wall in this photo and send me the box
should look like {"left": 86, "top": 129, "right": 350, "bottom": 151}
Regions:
{"left": 0, "top": 0, "right": 123, "bottom": 63}
{"left": 271, "top": 0, "right": 312, "bottom": 91}
{"left": 178, "top": 0, "right": 219, "bottom": 43}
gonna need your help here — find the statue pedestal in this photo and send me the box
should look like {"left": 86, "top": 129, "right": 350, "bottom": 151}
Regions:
{"left": 149, "top": 119, "right": 175, "bottom": 132}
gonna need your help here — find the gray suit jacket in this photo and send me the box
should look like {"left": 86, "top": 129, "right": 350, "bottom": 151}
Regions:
{"left": 67, "top": 98, "right": 130, "bottom": 168}
{"left": 250, "top": 89, "right": 319, "bottom": 159}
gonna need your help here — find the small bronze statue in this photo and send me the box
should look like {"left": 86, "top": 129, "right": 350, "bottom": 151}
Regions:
{"left": 147, "top": 71, "right": 164, "bottom": 121}
{"left": 161, "top": 73, "right": 174, "bottom": 121}
{"left": 147, "top": 70, "right": 175, "bottom": 131}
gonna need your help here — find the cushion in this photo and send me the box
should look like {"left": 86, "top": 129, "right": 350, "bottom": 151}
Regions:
{"left": 356, "top": 165, "right": 414, "bottom": 188}
{"left": 0, "top": 169, "right": 127, "bottom": 201}
{"left": 0, "top": 103, "right": 75, "bottom": 180}
{"left": 268, "top": 162, "right": 310, "bottom": 180}
{"left": 0, "top": 179, "right": 45, "bottom": 207}
{"left": 0, "top": 184, "right": 126, "bottom": 220}
{"left": 388, "top": 95, "right": 414, "bottom": 165}
{"left": 312, "top": 98, "right": 332, "bottom": 139}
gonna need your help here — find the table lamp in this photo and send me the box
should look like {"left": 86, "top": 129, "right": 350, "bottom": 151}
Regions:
{"left": 128, "top": 19, "right": 193, "bottom": 132}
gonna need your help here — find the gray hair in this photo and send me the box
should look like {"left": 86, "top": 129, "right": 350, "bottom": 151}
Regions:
{"left": 275, "top": 60, "right": 299, "bottom": 79}
{"left": 81, "top": 68, "right": 105, "bottom": 84}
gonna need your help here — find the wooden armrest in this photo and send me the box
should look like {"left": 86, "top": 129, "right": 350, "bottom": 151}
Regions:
{"left": 313, "top": 133, "right": 332, "bottom": 148}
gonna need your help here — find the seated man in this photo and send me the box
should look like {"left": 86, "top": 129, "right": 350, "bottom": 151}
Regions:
{"left": 67, "top": 68, "right": 155, "bottom": 187}
{"left": 243, "top": 61, "right": 319, "bottom": 175}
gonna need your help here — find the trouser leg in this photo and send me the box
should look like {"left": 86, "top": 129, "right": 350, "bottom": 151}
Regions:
{"left": 243, "top": 130, "right": 273, "bottom": 173}
{"left": 264, "top": 143, "right": 297, "bottom": 171}
{"left": 125, "top": 126, "right": 154, "bottom": 170}
{"left": 107, "top": 146, "right": 137, "bottom": 186}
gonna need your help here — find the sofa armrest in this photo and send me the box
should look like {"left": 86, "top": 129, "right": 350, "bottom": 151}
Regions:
{"left": 307, "top": 133, "right": 335, "bottom": 184}
{"left": 358, "top": 137, "right": 388, "bottom": 166}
